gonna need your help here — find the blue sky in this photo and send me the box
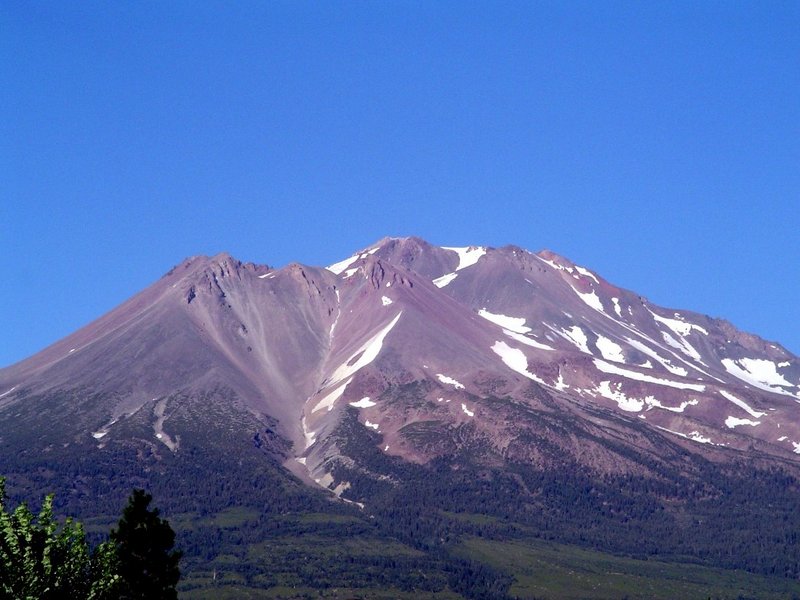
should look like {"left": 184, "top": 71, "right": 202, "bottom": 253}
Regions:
{"left": 2, "top": 1, "right": 798, "bottom": 367}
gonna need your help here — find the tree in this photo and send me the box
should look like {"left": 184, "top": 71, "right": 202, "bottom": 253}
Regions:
{"left": 0, "top": 477, "right": 91, "bottom": 600}
{"left": 109, "top": 489, "right": 181, "bottom": 600}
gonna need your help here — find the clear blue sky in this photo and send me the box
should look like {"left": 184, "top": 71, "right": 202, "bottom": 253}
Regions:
{"left": 2, "top": 2, "right": 798, "bottom": 367}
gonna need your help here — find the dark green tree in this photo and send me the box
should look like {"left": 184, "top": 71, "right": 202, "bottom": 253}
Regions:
{"left": 109, "top": 489, "right": 181, "bottom": 600}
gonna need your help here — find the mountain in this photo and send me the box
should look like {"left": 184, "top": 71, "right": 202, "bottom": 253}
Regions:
{"left": 2, "top": 237, "right": 800, "bottom": 599}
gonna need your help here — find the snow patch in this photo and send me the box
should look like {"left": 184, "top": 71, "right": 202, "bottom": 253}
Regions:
{"left": 491, "top": 341, "right": 546, "bottom": 384}
{"left": 312, "top": 379, "right": 351, "bottom": 413}
{"left": 778, "top": 361, "right": 790, "bottom": 368}
{"left": 718, "top": 390, "right": 766, "bottom": 419}
{"left": 503, "top": 329, "right": 554, "bottom": 350}
{"left": 537, "top": 256, "right": 574, "bottom": 274}
{"left": 461, "top": 403, "right": 475, "bottom": 417}
{"left": 645, "top": 397, "right": 699, "bottom": 413}
{"left": 725, "top": 416, "right": 761, "bottom": 429}
{"left": 442, "top": 246, "right": 486, "bottom": 271}
{"left": 433, "top": 272, "right": 458, "bottom": 288}
{"left": 722, "top": 358, "right": 797, "bottom": 397}
{"left": 327, "top": 253, "right": 360, "bottom": 275}
{"left": 575, "top": 265, "right": 599, "bottom": 283}
{"left": 478, "top": 309, "right": 531, "bottom": 333}
{"left": 328, "top": 312, "right": 403, "bottom": 387}
{"left": 573, "top": 286, "right": 604, "bottom": 312}
{"left": 554, "top": 370, "right": 568, "bottom": 391}
{"left": 560, "top": 326, "right": 591, "bottom": 354}
{"left": 92, "top": 431, "right": 107, "bottom": 440}
{"left": 661, "top": 331, "right": 702, "bottom": 361}
{"left": 593, "top": 359, "right": 706, "bottom": 391}
{"left": 650, "top": 309, "right": 709, "bottom": 336}
{"left": 595, "top": 381, "right": 645, "bottom": 412}
{"left": 302, "top": 416, "right": 316, "bottom": 449}
{"left": 612, "top": 298, "right": 623, "bottom": 318}
{"left": 436, "top": 374, "right": 465, "bottom": 389}
{"left": 595, "top": 335, "right": 625, "bottom": 363}
{"left": 349, "top": 397, "right": 376, "bottom": 408}
{"left": 625, "top": 338, "right": 688, "bottom": 377}
{"left": 153, "top": 399, "right": 179, "bottom": 452}
{"left": 381, "top": 296, "right": 393, "bottom": 306}
{"left": 656, "top": 426, "right": 714, "bottom": 445}
{"left": 364, "top": 420, "right": 379, "bottom": 430}
{"left": 729, "top": 358, "right": 792, "bottom": 386}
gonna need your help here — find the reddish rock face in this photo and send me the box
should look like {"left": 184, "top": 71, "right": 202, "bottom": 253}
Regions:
{"left": 2, "top": 237, "right": 799, "bottom": 494}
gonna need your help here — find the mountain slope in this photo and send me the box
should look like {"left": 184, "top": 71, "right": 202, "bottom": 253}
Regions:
{"left": 2, "top": 236, "right": 800, "bottom": 597}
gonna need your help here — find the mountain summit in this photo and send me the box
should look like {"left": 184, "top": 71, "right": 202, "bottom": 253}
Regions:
{"left": 2, "top": 237, "right": 800, "bottom": 595}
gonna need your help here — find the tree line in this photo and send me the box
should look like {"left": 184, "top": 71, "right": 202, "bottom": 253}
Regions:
{"left": 0, "top": 479, "right": 180, "bottom": 600}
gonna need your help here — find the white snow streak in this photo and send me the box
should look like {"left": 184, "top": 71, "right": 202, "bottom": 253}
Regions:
{"left": 478, "top": 309, "right": 531, "bottom": 333}
{"left": 442, "top": 246, "right": 486, "bottom": 271}
{"left": 328, "top": 312, "right": 403, "bottom": 387}
{"left": 302, "top": 416, "right": 316, "bottom": 449}
{"left": 433, "top": 272, "right": 458, "bottom": 288}
{"left": 478, "top": 309, "right": 553, "bottom": 350}
{"left": 560, "top": 326, "right": 591, "bottom": 354}
{"left": 725, "top": 416, "right": 761, "bottom": 429}
{"left": 575, "top": 266, "right": 599, "bottom": 283}
{"left": 0, "top": 386, "right": 17, "bottom": 399}
{"left": 650, "top": 310, "right": 708, "bottom": 337}
{"left": 329, "top": 289, "right": 341, "bottom": 339}
{"left": 656, "top": 426, "right": 714, "bottom": 445}
{"left": 595, "top": 335, "right": 625, "bottom": 363}
{"left": 327, "top": 253, "right": 359, "bottom": 274}
{"left": 491, "top": 341, "right": 546, "bottom": 384}
{"left": 624, "top": 338, "right": 688, "bottom": 377}
{"left": 593, "top": 359, "right": 706, "bottom": 391}
{"left": 595, "top": 381, "right": 646, "bottom": 412}
{"left": 718, "top": 390, "right": 766, "bottom": 419}
{"left": 573, "top": 287, "right": 604, "bottom": 312}
{"left": 350, "top": 397, "right": 376, "bottom": 408}
{"left": 660, "top": 331, "right": 702, "bottom": 362}
{"left": 645, "top": 397, "right": 699, "bottom": 413}
{"left": 436, "top": 374, "right": 465, "bottom": 389}
{"left": 612, "top": 298, "right": 623, "bottom": 318}
{"left": 554, "top": 370, "right": 568, "bottom": 391}
{"left": 721, "top": 358, "right": 797, "bottom": 397}
{"left": 312, "top": 379, "right": 351, "bottom": 413}
{"left": 461, "top": 403, "right": 475, "bottom": 417}
{"left": 503, "top": 329, "right": 554, "bottom": 350}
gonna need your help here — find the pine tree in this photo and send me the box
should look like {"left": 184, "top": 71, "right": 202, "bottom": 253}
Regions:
{"left": 109, "top": 489, "right": 181, "bottom": 600}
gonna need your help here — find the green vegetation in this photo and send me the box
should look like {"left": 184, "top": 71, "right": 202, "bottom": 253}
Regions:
{"left": 0, "top": 479, "right": 180, "bottom": 600}
{"left": 455, "top": 536, "right": 800, "bottom": 600}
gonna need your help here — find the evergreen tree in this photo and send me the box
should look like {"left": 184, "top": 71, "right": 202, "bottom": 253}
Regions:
{"left": 109, "top": 489, "right": 181, "bottom": 600}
